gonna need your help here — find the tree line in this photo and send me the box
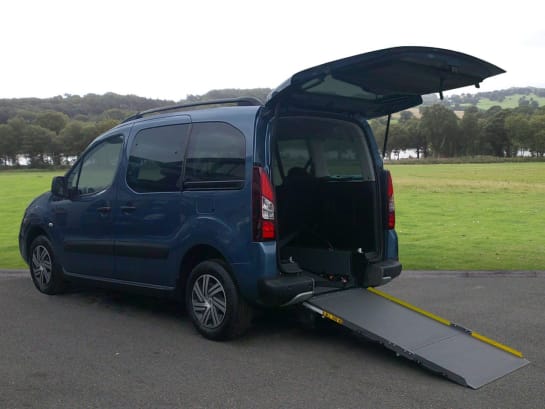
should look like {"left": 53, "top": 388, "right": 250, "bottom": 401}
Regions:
{"left": 0, "top": 90, "right": 270, "bottom": 168}
{"left": 371, "top": 103, "right": 545, "bottom": 159}
{"left": 1, "top": 88, "right": 544, "bottom": 168}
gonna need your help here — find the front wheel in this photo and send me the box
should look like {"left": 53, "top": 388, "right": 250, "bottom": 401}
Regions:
{"left": 186, "top": 260, "right": 252, "bottom": 340}
{"left": 29, "top": 235, "right": 66, "bottom": 295}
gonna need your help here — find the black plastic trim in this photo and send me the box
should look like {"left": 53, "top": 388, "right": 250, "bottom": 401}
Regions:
{"left": 64, "top": 241, "right": 114, "bottom": 256}
{"left": 364, "top": 260, "right": 402, "bottom": 287}
{"left": 115, "top": 242, "right": 170, "bottom": 259}
{"left": 258, "top": 275, "right": 314, "bottom": 306}
{"left": 123, "top": 97, "right": 263, "bottom": 123}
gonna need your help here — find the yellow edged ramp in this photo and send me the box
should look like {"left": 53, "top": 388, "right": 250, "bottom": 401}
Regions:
{"left": 304, "top": 288, "right": 529, "bottom": 389}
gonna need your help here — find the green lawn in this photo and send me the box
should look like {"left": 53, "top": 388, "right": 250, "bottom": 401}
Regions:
{"left": 1, "top": 164, "right": 544, "bottom": 270}
{"left": 0, "top": 170, "right": 63, "bottom": 269}
{"left": 389, "top": 162, "right": 545, "bottom": 270}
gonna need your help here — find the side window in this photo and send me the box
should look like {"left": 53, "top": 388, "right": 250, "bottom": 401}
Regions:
{"left": 184, "top": 122, "right": 245, "bottom": 189}
{"left": 68, "top": 135, "right": 123, "bottom": 196}
{"left": 126, "top": 124, "right": 189, "bottom": 193}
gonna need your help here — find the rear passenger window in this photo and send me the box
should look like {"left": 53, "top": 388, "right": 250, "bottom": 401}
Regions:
{"left": 184, "top": 122, "right": 245, "bottom": 189}
{"left": 126, "top": 124, "right": 189, "bottom": 193}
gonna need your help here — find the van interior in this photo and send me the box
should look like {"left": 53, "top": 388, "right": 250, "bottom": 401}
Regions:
{"left": 272, "top": 116, "right": 381, "bottom": 287}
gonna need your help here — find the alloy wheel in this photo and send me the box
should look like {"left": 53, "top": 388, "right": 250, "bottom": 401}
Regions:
{"left": 31, "top": 245, "right": 52, "bottom": 290}
{"left": 191, "top": 274, "right": 227, "bottom": 329}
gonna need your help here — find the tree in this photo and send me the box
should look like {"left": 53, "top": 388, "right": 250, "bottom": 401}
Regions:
{"left": 504, "top": 112, "right": 532, "bottom": 155}
{"left": 399, "top": 110, "right": 414, "bottom": 122}
{"left": 459, "top": 106, "right": 482, "bottom": 156}
{"left": 0, "top": 124, "right": 20, "bottom": 165}
{"left": 483, "top": 107, "right": 513, "bottom": 157}
{"left": 528, "top": 114, "right": 545, "bottom": 156}
{"left": 419, "top": 104, "right": 460, "bottom": 157}
{"left": 35, "top": 111, "right": 68, "bottom": 135}
{"left": 21, "top": 125, "right": 54, "bottom": 167}
{"left": 405, "top": 118, "right": 428, "bottom": 158}
{"left": 7, "top": 116, "right": 27, "bottom": 137}
{"left": 388, "top": 123, "right": 410, "bottom": 159}
{"left": 59, "top": 121, "right": 89, "bottom": 157}
{"left": 368, "top": 118, "right": 387, "bottom": 157}
{"left": 95, "top": 119, "right": 119, "bottom": 135}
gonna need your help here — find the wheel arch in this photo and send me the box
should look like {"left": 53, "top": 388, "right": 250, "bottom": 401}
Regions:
{"left": 177, "top": 244, "right": 232, "bottom": 296}
{"left": 24, "top": 226, "right": 50, "bottom": 263}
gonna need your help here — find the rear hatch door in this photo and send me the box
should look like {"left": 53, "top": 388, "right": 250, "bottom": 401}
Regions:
{"left": 266, "top": 46, "right": 504, "bottom": 118}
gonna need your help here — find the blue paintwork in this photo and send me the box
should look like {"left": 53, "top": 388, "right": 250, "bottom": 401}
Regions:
{"left": 19, "top": 47, "right": 507, "bottom": 302}
{"left": 18, "top": 104, "right": 400, "bottom": 303}
{"left": 19, "top": 107, "right": 399, "bottom": 303}
{"left": 266, "top": 46, "right": 505, "bottom": 119}
{"left": 18, "top": 46, "right": 511, "bottom": 312}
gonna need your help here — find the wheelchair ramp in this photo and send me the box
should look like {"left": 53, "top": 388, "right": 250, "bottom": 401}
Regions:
{"left": 303, "top": 287, "right": 528, "bottom": 389}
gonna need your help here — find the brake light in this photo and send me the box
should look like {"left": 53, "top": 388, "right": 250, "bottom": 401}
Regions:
{"left": 386, "top": 170, "right": 395, "bottom": 229}
{"left": 252, "top": 166, "right": 276, "bottom": 241}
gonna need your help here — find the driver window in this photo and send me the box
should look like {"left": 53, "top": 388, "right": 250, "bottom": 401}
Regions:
{"left": 69, "top": 135, "right": 123, "bottom": 196}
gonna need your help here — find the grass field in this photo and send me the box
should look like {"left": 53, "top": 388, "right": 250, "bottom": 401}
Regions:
{"left": 389, "top": 162, "right": 545, "bottom": 270}
{"left": 1, "top": 164, "right": 544, "bottom": 270}
{"left": 0, "top": 170, "right": 62, "bottom": 269}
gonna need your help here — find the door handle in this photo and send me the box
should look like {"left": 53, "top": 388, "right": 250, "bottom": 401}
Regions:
{"left": 120, "top": 205, "right": 137, "bottom": 213}
{"left": 97, "top": 206, "right": 112, "bottom": 214}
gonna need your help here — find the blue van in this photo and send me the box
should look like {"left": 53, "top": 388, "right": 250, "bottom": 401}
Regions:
{"left": 19, "top": 47, "right": 503, "bottom": 340}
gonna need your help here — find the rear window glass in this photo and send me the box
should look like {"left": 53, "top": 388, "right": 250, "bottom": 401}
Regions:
{"left": 274, "top": 117, "right": 374, "bottom": 182}
{"left": 127, "top": 124, "right": 189, "bottom": 193}
{"left": 184, "top": 122, "right": 245, "bottom": 189}
{"left": 322, "top": 134, "right": 364, "bottom": 178}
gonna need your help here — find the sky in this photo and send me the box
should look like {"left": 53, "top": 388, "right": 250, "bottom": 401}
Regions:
{"left": 1, "top": 0, "right": 544, "bottom": 101}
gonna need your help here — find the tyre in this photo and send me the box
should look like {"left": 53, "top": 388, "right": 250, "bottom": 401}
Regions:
{"left": 29, "top": 235, "right": 66, "bottom": 295}
{"left": 185, "top": 259, "right": 252, "bottom": 340}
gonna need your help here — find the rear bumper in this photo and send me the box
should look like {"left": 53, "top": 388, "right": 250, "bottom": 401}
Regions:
{"left": 257, "top": 260, "right": 401, "bottom": 306}
{"left": 258, "top": 275, "right": 315, "bottom": 306}
{"left": 363, "top": 260, "right": 402, "bottom": 287}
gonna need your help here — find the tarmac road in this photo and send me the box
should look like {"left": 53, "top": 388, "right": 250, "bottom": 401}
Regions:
{"left": 1, "top": 270, "right": 544, "bottom": 409}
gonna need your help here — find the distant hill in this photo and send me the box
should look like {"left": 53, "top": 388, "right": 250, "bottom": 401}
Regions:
{"left": 0, "top": 93, "right": 174, "bottom": 123}
{"left": 424, "top": 86, "right": 545, "bottom": 111}
{"left": 1, "top": 86, "right": 543, "bottom": 126}
{"left": 0, "top": 88, "right": 272, "bottom": 124}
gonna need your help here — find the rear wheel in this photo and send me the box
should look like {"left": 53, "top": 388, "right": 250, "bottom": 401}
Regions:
{"left": 186, "top": 259, "right": 252, "bottom": 340}
{"left": 29, "top": 235, "right": 66, "bottom": 295}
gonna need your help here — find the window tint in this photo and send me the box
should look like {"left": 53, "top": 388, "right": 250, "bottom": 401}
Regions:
{"left": 69, "top": 135, "right": 123, "bottom": 196}
{"left": 274, "top": 117, "right": 374, "bottom": 182}
{"left": 322, "top": 134, "right": 364, "bottom": 177}
{"left": 127, "top": 124, "right": 189, "bottom": 193}
{"left": 274, "top": 139, "right": 311, "bottom": 186}
{"left": 184, "top": 122, "right": 245, "bottom": 189}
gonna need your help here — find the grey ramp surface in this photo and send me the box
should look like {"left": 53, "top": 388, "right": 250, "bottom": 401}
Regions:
{"left": 307, "top": 288, "right": 529, "bottom": 389}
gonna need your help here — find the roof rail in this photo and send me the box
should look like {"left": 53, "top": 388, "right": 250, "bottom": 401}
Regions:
{"left": 122, "top": 97, "right": 263, "bottom": 123}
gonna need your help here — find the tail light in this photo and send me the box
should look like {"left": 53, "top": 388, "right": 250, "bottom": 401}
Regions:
{"left": 252, "top": 166, "right": 276, "bottom": 241}
{"left": 386, "top": 170, "right": 395, "bottom": 229}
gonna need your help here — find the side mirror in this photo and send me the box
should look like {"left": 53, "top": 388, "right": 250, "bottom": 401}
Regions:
{"left": 51, "top": 176, "right": 67, "bottom": 198}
